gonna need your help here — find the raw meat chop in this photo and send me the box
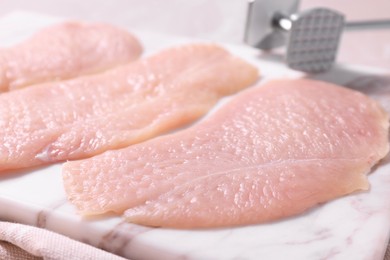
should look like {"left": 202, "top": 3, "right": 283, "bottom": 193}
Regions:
{"left": 0, "top": 44, "right": 258, "bottom": 171}
{"left": 62, "top": 79, "right": 389, "bottom": 228}
{"left": 0, "top": 21, "right": 142, "bottom": 91}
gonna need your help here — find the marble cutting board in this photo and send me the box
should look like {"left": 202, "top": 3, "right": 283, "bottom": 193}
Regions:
{"left": 0, "top": 11, "right": 390, "bottom": 260}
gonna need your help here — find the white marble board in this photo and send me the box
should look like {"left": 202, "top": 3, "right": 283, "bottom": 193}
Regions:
{"left": 0, "top": 12, "right": 390, "bottom": 260}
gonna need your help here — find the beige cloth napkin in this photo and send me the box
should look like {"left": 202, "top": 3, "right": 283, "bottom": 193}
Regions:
{"left": 0, "top": 221, "right": 127, "bottom": 260}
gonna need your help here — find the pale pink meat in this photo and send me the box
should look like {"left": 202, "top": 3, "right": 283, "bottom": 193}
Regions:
{"left": 0, "top": 21, "right": 142, "bottom": 91}
{"left": 62, "top": 79, "right": 389, "bottom": 228}
{"left": 0, "top": 44, "right": 258, "bottom": 171}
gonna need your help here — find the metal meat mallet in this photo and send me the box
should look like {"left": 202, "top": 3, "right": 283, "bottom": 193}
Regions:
{"left": 244, "top": 0, "right": 390, "bottom": 73}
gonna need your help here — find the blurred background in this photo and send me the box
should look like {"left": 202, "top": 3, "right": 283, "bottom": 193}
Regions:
{"left": 0, "top": 0, "right": 389, "bottom": 69}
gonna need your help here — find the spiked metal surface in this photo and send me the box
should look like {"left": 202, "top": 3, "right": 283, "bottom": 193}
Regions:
{"left": 286, "top": 8, "right": 345, "bottom": 72}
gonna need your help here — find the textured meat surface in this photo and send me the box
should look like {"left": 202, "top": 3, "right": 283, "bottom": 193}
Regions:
{"left": 0, "top": 44, "right": 258, "bottom": 171}
{"left": 62, "top": 79, "right": 389, "bottom": 228}
{"left": 0, "top": 21, "right": 142, "bottom": 91}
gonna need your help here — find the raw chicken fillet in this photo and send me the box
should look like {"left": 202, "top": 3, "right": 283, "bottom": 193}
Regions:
{"left": 0, "top": 21, "right": 142, "bottom": 91}
{"left": 63, "top": 79, "right": 389, "bottom": 228}
{"left": 0, "top": 44, "right": 258, "bottom": 171}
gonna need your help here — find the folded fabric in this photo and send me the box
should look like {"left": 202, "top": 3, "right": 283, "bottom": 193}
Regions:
{"left": 0, "top": 221, "right": 126, "bottom": 260}
{"left": 0, "top": 240, "right": 41, "bottom": 260}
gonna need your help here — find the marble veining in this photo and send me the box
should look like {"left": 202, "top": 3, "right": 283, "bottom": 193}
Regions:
{"left": 36, "top": 199, "right": 67, "bottom": 228}
{"left": 0, "top": 12, "right": 390, "bottom": 260}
